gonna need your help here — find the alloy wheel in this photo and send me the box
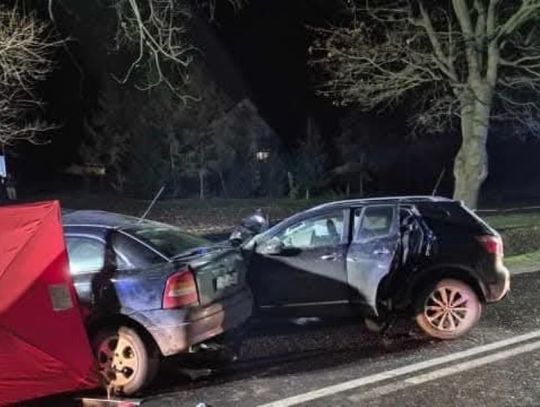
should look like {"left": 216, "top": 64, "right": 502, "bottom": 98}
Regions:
{"left": 96, "top": 333, "right": 140, "bottom": 388}
{"left": 424, "top": 285, "right": 474, "bottom": 332}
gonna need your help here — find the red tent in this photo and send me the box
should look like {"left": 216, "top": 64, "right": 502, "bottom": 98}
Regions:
{"left": 0, "top": 201, "right": 99, "bottom": 405}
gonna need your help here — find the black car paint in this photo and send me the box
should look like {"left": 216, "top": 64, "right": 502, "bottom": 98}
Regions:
{"left": 243, "top": 197, "right": 509, "bottom": 318}
{"left": 249, "top": 208, "right": 351, "bottom": 309}
{"left": 65, "top": 226, "right": 173, "bottom": 313}
{"left": 62, "top": 211, "right": 252, "bottom": 357}
{"left": 346, "top": 205, "right": 401, "bottom": 311}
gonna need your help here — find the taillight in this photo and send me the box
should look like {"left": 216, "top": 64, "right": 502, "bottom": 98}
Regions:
{"left": 476, "top": 235, "right": 504, "bottom": 257}
{"left": 163, "top": 267, "right": 199, "bottom": 309}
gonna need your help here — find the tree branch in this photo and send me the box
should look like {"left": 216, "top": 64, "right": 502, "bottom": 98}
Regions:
{"left": 498, "top": 0, "right": 540, "bottom": 39}
{"left": 416, "top": 1, "right": 458, "bottom": 83}
{"left": 0, "top": 5, "right": 60, "bottom": 145}
{"left": 453, "top": 0, "right": 481, "bottom": 81}
{"left": 474, "top": 0, "right": 486, "bottom": 72}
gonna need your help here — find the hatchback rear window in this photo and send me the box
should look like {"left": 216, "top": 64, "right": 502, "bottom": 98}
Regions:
{"left": 124, "top": 224, "right": 209, "bottom": 258}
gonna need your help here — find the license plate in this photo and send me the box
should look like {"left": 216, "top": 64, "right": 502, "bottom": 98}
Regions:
{"left": 216, "top": 272, "right": 239, "bottom": 290}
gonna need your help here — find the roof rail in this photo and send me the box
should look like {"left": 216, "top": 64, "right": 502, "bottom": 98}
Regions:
{"left": 309, "top": 195, "right": 453, "bottom": 212}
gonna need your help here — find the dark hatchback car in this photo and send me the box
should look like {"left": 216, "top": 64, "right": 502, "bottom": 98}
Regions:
{"left": 241, "top": 196, "right": 509, "bottom": 339}
{"left": 62, "top": 210, "right": 252, "bottom": 395}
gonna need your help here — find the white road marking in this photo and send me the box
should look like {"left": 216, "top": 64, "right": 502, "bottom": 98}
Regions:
{"left": 258, "top": 329, "right": 540, "bottom": 407}
{"left": 348, "top": 339, "right": 540, "bottom": 402}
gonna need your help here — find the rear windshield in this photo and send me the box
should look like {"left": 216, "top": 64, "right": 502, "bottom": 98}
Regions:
{"left": 416, "top": 202, "right": 494, "bottom": 233}
{"left": 124, "top": 224, "right": 210, "bottom": 258}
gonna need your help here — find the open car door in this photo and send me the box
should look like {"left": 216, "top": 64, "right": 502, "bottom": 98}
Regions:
{"left": 346, "top": 204, "right": 400, "bottom": 315}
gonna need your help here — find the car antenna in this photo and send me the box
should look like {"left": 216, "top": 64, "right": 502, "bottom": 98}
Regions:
{"left": 138, "top": 185, "right": 166, "bottom": 224}
{"left": 431, "top": 168, "right": 446, "bottom": 196}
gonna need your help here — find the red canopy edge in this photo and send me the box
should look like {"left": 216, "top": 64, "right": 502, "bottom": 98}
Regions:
{"left": 0, "top": 201, "right": 99, "bottom": 405}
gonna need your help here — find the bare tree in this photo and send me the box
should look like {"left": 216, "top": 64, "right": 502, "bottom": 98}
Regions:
{"left": 110, "top": 0, "right": 196, "bottom": 100}
{"left": 48, "top": 0, "right": 246, "bottom": 102}
{"left": 311, "top": 0, "right": 540, "bottom": 208}
{"left": 0, "top": 6, "right": 60, "bottom": 146}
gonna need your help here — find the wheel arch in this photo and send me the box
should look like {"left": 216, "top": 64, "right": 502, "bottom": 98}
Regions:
{"left": 86, "top": 314, "right": 161, "bottom": 357}
{"left": 404, "top": 265, "right": 488, "bottom": 312}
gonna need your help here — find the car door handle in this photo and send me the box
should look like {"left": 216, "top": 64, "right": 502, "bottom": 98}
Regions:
{"left": 321, "top": 254, "right": 338, "bottom": 261}
{"left": 373, "top": 248, "right": 391, "bottom": 256}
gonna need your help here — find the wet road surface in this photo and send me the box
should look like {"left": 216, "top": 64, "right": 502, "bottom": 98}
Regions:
{"left": 38, "top": 270, "right": 539, "bottom": 407}
{"left": 137, "top": 270, "right": 540, "bottom": 407}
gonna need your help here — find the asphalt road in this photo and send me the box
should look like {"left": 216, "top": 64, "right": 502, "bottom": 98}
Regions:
{"left": 127, "top": 269, "right": 540, "bottom": 407}
{"left": 39, "top": 270, "right": 540, "bottom": 407}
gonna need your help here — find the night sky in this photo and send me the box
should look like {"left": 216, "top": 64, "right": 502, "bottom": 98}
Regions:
{"left": 215, "top": 0, "right": 341, "bottom": 147}
{"left": 13, "top": 0, "right": 540, "bottom": 203}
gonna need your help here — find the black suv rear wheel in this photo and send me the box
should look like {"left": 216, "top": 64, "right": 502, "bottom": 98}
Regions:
{"left": 415, "top": 279, "right": 482, "bottom": 340}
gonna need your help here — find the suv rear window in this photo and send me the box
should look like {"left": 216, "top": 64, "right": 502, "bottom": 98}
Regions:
{"left": 416, "top": 202, "right": 493, "bottom": 233}
{"left": 124, "top": 224, "right": 209, "bottom": 259}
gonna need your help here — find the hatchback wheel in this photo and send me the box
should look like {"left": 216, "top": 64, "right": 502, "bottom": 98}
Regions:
{"left": 93, "top": 326, "right": 159, "bottom": 395}
{"left": 415, "top": 279, "right": 482, "bottom": 340}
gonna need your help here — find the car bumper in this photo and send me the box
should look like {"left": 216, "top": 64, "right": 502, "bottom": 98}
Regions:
{"left": 131, "top": 288, "right": 253, "bottom": 357}
{"left": 485, "top": 264, "right": 510, "bottom": 303}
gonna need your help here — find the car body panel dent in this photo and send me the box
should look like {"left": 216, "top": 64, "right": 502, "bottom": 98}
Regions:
{"left": 346, "top": 205, "right": 400, "bottom": 314}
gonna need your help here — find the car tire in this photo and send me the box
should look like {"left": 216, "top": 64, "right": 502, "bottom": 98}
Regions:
{"left": 92, "top": 326, "right": 159, "bottom": 396}
{"left": 415, "top": 279, "right": 482, "bottom": 340}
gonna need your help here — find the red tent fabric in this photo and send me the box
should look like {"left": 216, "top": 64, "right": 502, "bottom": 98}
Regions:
{"left": 0, "top": 201, "right": 98, "bottom": 405}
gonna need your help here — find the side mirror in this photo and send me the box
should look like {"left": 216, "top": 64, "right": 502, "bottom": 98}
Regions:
{"left": 259, "top": 238, "right": 285, "bottom": 255}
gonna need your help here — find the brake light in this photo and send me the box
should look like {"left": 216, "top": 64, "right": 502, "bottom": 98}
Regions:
{"left": 163, "top": 267, "right": 199, "bottom": 309}
{"left": 476, "top": 235, "right": 504, "bottom": 257}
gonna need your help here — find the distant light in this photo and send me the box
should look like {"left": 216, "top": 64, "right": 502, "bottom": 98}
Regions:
{"left": 256, "top": 151, "right": 270, "bottom": 161}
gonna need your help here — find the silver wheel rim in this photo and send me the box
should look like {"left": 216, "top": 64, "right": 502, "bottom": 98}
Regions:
{"left": 96, "top": 333, "right": 140, "bottom": 388}
{"left": 424, "top": 285, "right": 474, "bottom": 332}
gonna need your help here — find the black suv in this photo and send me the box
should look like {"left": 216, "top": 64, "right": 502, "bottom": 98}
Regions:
{"left": 241, "top": 196, "right": 510, "bottom": 339}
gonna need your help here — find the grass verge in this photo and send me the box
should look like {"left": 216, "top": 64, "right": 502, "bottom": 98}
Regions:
{"left": 505, "top": 250, "right": 540, "bottom": 271}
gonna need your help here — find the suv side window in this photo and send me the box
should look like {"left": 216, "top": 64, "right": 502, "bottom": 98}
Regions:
{"left": 355, "top": 206, "right": 395, "bottom": 241}
{"left": 66, "top": 236, "right": 105, "bottom": 275}
{"left": 274, "top": 211, "right": 344, "bottom": 249}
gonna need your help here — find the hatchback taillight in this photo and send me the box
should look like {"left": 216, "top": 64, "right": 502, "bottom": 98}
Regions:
{"left": 476, "top": 235, "right": 504, "bottom": 258}
{"left": 163, "top": 267, "right": 199, "bottom": 309}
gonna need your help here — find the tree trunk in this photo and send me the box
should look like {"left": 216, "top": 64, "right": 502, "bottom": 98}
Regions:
{"left": 199, "top": 169, "right": 205, "bottom": 200}
{"left": 218, "top": 170, "right": 228, "bottom": 197}
{"left": 453, "top": 89, "right": 491, "bottom": 209}
{"left": 169, "top": 141, "right": 178, "bottom": 197}
{"left": 199, "top": 144, "right": 205, "bottom": 200}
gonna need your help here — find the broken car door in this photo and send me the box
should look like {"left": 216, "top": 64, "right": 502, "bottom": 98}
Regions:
{"left": 249, "top": 209, "right": 350, "bottom": 313}
{"left": 346, "top": 204, "right": 400, "bottom": 315}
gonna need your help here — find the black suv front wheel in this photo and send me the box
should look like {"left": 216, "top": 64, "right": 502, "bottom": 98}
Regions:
{"left": 415, "top": 279, "right": 482, "bottom": 340}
